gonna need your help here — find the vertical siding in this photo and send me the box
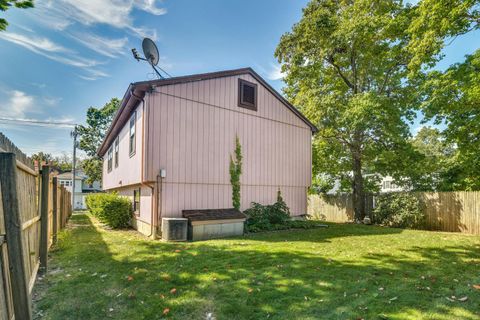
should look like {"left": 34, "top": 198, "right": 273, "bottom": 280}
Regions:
{"left": 146, "top": 74, "right": 312, "bottom": 217}
{"left": 103, "top": 104, "right": 144, "bottom": 190}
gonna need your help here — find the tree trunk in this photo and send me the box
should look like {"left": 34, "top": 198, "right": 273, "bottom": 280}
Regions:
{"left": 352, "top": 152, "right": 365, "bottom": 221}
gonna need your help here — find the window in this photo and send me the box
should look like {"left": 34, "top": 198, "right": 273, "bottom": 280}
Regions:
{"left": 133, "top": 188, "right": 140, "bottom": 213}
{"left": 129, "top": 112, "right": 136, "bottom": 156}
{"left": 107, "top": 146, "right": 113, "bottom": 172}
{"left": 238, "top": 79, "right": 257, "bottom": 111}
{"left": 114, "top": 136, "right": 119, "bottom": 168}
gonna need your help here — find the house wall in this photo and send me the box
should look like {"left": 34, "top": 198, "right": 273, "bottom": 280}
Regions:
{"left": 144, "top": 73, "right": 312, "bottom": 217}
{"left": 116, "top": 184, "right": 153, "bottom": 235}
{"left": 102, "top": 103, "right": 144, "bottom": 191}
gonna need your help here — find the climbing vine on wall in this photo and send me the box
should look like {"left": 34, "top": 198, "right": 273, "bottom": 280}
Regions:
{"left": 229, "top": 135, "right": 242, "bottom": 210}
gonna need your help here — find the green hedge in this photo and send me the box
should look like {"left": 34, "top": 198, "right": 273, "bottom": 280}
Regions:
{"left": 86, "top": 193, "right": 132, "bottom": 229}
{"left": 372, "top": 192, "right": 425, "bottom": 229}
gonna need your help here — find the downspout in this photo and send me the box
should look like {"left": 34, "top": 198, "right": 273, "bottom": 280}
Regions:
{"left": 131, "top": 89, "right": 158, "bottom": 239}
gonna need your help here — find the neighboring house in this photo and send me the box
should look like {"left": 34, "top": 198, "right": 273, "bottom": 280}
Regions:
{"left": 325, "top": 174, "right": 408, "bottom": 194}
{"left": 379, "top": 175, "right": 407, "bottom": 193}
{"left": 97, "top": 68, "right": 317, "bottom": 237}
{"left": 56, "top": 171, "right": 102, "bottom": 209}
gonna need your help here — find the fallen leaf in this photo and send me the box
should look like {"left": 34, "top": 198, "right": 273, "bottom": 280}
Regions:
{"left": 473, "top": 284, "right": 480, "bottom": 290}
{"left": 174, "top": 249, "right": 181, "bottom": 253}
{"left": 170, "top": 288, "right": 177, "bottom": 294}
{"left": 127, "top": 276, "right": 134, "bottom": 281}
{"left": 248, "top": 288, "right": 253, "bottom": 293}
{"left": 163, "top": 308, "right": 170, "bottom": 315}
{"left": 458, "top": 296, "right": 468, "bottom": 302}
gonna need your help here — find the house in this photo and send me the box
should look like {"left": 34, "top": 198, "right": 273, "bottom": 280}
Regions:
{"left": 97, "top": 68, "right": 317, "bottom": 237}
{"left": 56, "top": 171, "right": 102, "bottom": 209}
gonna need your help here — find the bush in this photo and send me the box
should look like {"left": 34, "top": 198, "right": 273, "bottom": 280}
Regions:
{"left": 86, "top": 193, "right": 132, "bottom": 229}
{"left": 244, "top": 190, "right": 323, "bottom": 232}
{"left": 373, "top": 193, "right": 425, "bottom": 229}
{"left": 244, "top": 190, "right": 290, "bottom": 232}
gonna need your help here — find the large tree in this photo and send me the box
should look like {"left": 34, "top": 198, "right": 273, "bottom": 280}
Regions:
{"left": 275, "top": 0, "right": 420, "bottom": 219}
{"left": 421, "top": 50, "right": 480, "bottom": 190}
{"left": 77, "top": 98, "right": 120, "bottom": 184}
{"left": 407, "top": 0, "right": 480, "bottom": 73}
{"left": 0, "top": 0, "right": 33, "bottom": 31}
{"left": 409, "top": 127, "right": 456, "bottom": 191}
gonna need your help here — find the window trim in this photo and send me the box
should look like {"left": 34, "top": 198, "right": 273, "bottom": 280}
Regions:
{"left": 133, "top": 188, "right": 140, "bottom": 215}
{"left": 114, "top": 136, "right": 119, "bottom": 168}
{"left": 107, "top": 146, "right": 113, "bottom": 172}
{"left": 238, "top": 79, "right": 257, "bottom": 111}
{"left": 129, "top": 111, "right": 136, "bottom": 157}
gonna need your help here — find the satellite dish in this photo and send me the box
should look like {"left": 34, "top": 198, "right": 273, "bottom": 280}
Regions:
{"left": 142, "top": 38, "right": 159, "bottom": 66}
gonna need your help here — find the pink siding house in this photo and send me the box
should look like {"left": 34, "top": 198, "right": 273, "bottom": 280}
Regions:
{"left": 97, "top": 68, "right": 317, "bottom": 237}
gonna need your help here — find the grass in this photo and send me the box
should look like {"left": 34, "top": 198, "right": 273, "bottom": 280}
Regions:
{"left": 33, "top": 213, "right": 480, "bottom": 320}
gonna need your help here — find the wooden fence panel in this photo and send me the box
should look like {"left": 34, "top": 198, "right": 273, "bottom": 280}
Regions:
{"left": 308, "top": 191, "right": 480, "bottom": 235}
{"left": 0, "top": 132, "right": 73, "bottom": 320}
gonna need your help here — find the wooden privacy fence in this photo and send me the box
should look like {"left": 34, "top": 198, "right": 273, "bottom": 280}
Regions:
{"left": 308, "top": 191, "right": 480, "bottom": 235}
{"left": 0, "top": 133, "right": 72, "bottom": 320}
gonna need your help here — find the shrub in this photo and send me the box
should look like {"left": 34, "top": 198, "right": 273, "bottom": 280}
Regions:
{"left": 372, "top": 192, "right": 425, "bottom": 229}
{"left": 244, "top": 190, "right": 324, "bottom": 232}
{"left": 86, "top": 193, "right": 132, "bottom": 229}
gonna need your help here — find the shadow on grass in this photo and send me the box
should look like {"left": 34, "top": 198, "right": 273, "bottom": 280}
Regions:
{"left": 33, "top": 214, "right": 480, "bottom": 320}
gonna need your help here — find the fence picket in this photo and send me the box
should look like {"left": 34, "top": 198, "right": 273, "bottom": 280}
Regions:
{"left": 308, "top": 191, "right": 480, "bottom": 235}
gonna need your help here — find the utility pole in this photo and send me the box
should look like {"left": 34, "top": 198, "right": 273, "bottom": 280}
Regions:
{"left": 70, "top": 126, "right": 78, "bottom": 210}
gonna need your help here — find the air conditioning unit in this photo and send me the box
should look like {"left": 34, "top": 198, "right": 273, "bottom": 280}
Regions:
{"left": 161, "top": 218, "right": 188, "bottom": 241}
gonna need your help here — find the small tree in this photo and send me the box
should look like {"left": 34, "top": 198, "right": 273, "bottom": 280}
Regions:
{"left": 77, "top": 98, "right": 120, "bottom": 184}
{"left": 229, "top": 136, "right": 242, "bottom": 210}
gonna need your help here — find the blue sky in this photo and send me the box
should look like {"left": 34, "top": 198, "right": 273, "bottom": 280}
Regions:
{"left": 0, "top": 0, "right": 478, "bottom": 157}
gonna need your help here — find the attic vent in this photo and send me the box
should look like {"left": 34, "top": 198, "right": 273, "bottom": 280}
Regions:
{"left": 238, "top": 79, "right": 257, "bottom": 111}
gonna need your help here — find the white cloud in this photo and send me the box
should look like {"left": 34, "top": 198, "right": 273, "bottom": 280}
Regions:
{"left": 0, "top": 32, "right": 67, "bottom": 53}
{"left": 70, "top": 33, "right": 128, "bottom": 58}
{"left": 1, "top": 90, "right": 35, "bottom": 117}
{"left": 33, "top": 0, "right": 165, "bottom": 39}
{"left": 267, "top": 63, "right": 286, "bottom": 81}
{"left": 0, "top": 31, "right": 103, "bottom": 70}
{"left": 135, "top": 0, "right": 168, "bottom": 15}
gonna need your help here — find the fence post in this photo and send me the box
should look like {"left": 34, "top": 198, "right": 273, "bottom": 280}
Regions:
{"left": 52, "top": 177, "right": 58, "bottom": 244}
{"left": 39, "top": 165, "right": 50, "bottom": 273}
{"left": 0, "top": 153, "right": 33, "bottom": 320}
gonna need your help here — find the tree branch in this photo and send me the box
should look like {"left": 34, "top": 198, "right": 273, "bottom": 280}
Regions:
{"left": 325, "top": 54, "right": 354, "bottom": 90}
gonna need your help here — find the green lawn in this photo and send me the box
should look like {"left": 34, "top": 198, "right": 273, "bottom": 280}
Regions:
{"left": 33, "top": 213, "right": 480, "bottom": 320}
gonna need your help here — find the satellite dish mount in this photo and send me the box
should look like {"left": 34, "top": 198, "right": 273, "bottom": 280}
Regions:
{"left": 132, "top": 38, "right": 170, "bottom": 79}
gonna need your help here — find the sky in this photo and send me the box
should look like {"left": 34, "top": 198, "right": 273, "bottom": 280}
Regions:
{"left": 0, "top": 0, "right": 478, "bottom": 157}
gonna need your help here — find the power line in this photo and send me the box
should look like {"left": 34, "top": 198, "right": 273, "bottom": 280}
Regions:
{"left": 0, "top": 117, "right": 78, "bottom": 128}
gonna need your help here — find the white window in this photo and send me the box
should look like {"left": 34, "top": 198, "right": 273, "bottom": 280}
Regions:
{"left": 107, "top": 146, "right": 113, "bottom": 172}
{"left": 129, "top": 112, "right": 136, "bottom": 156}
{"left": 114, "top": 136, "right": 119, "bottom": 168}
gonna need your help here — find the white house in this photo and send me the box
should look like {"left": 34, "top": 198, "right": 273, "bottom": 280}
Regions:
{"left": 56, "top": 171, "right": 102, "bottom": 209}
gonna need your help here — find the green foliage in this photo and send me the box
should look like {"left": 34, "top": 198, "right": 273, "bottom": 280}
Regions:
{"left": 407, "top": 0, "right": 480, "bottom": 73}
{"left": 77, "top": 98, "right": 120, "bottom": 184}
{"left": 86, "top": 193, "right": 131, "bottom": 229}
{"left": 420, "top": 50, "right": 480, "bottom": 191}
{"left": 0, "top": 0, "right": 34, "bottom": 31}
{"left": 244, "top": 190, "right": 322, "bottom": 233}
{"left": 373, "top": 193, "right": 425, "bottom": 229}
{"left": 31, "top": 151, "right": 73, "bottom": 171}
{"left": 229, "top": 135, "right": 242, "bottom": 210}
{"left": 275, "top": 0, "right": 421, "bottom": 219}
